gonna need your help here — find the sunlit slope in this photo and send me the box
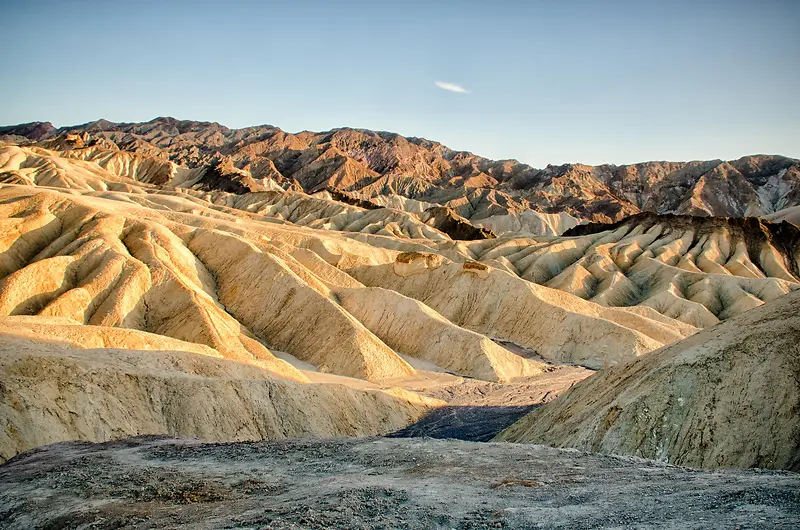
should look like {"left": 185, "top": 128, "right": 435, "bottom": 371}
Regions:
{"left": 0, "top": 184, "right": 562, "bottom": 380}
{"left": 0, "top": 332, "right": 440, "bottom": 463}
{"left": 2, "top": 146, "right": 796, "bottom": 371}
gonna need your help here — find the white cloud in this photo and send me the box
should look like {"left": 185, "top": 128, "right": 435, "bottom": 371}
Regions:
{"left": 435, "top": 81, "right": 470, "bottom": 94}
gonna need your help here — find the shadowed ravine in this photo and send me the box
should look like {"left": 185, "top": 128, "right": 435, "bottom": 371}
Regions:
{"left": 386, "top": 405, "right": 538, "bottom": 441}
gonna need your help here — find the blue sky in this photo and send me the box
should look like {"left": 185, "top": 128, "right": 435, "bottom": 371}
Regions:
{"left": 1, "top": 0, "right": 798, "bottom": 166}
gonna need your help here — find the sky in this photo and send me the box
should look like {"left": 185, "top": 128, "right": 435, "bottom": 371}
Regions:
{"left": 1, "top": 0, "right": 798, "bottom": 167}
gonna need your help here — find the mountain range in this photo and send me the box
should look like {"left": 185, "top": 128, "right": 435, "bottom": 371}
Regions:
{"left": 2, "top": 117, "right": 799, "bottom": 232}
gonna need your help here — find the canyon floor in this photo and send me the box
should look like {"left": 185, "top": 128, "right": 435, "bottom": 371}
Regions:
{"left": 2, "top": 436, "right": 799, "bottom": 529}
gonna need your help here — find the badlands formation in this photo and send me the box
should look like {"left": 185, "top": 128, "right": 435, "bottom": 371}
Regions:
{"left": 0, "top": 120, "right": 798, "bottom": 481}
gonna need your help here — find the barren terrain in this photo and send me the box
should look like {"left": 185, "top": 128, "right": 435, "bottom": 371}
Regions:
{"left": 2, "top": 436, "right": 798, "bottom": 529}
{"left": 0, "top": 122, "right": 798, "bottom": 527}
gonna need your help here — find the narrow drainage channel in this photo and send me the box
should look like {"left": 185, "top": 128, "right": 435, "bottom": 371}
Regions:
{"left": 385, "top": 404, "right": 540, "bottom": 442}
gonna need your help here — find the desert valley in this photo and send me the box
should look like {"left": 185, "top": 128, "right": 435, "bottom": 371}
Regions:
{"left": 0, "top": 118, "right": 797, "bottom": 527}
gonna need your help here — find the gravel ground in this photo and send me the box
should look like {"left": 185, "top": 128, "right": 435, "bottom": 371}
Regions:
{"left": 1, "top": 436, "right": 798, "bottom": 529}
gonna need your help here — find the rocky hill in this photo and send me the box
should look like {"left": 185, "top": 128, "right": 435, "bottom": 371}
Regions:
{"left": 496, "top": 289, "right": 800, "bottom": 470}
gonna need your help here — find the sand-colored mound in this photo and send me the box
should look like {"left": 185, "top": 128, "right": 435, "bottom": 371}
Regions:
{"left": 0, "top": 334, "right": 440, "bottom": 463}
{"left": 58, "top": 143, "right": 204, "bottom": 188}
{"left": 204, "top": 189, "right": 451, "bottom": 240}
{"left": 8, "top": 145, "right": 791, "bottom": 339}
{"left": 336, "top": 286, "right": 546, "bottom": 381}
{"left": 0, "top": 187, "right": 420, "bottom": 383}
{"left": 0, "top": 151, "right": 722, "bottom": 379}
{"left": 496, "top": 290, "right": 800, "bottom": 470}
{"left": 0, "top": 145, "right": 453, "bottom": 242}
{"left": 0, "top": 192, "right": 302, "bottom": 380}
{"left": 186, "top": 229, "right": 415, "bottom": 382}
{"left": 0, "top": 144, "right": 151, "bottom": 193}
{"left": 343, "top": 252, "right": 693, "bottom": 368}
{"left": 474, "top": 210, "right": 580, "bottom": 236}
{"left": 293, "top": 210, "right": 795, "bottom": 334}
{"left": 0, "top": 184, "right": 556, "bottom": 382}
{"left": 0, "top": 177, "right": 693, "bottom": 377}
{"left": 439, "top": 215, "right": 800, "bottom": 328}
{"left": 0, "top": 315, "right": 223, "bottom": 358}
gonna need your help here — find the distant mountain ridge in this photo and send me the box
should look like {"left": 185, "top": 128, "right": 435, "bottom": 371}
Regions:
{"left": 2, "top": 117, "right": 798, "bottom": 225}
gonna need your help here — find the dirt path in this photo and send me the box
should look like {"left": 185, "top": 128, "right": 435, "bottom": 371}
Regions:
{"left": 2, "top": 436, "right": 798, "bottom": 529}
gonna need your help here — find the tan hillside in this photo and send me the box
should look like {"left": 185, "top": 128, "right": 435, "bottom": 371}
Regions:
{"left": 1, "top": 146, "right": 796, "bottom": 371}
{"left": 0, "top": 182, "right": 653, "bottom": 373}
{"left": 0, "top": 333, "right": 440, "bottom": 463}
{"left": 408, "top": 214, "right": 799, "bottom": 330}
{"left": 496, "top": 290, "right": 800, "bottom": 471}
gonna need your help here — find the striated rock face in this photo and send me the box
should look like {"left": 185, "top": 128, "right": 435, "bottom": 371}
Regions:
{"left": 0, "top": 187, "right": 424, "bottom": 383}
{"left": 473, "top": 209, "right": 579, "bottom": 237}
{"left": 452, "top": 216, "right": 799, "bottom": 330}
{"left": 347, "top": 252, "right": 682, "bottom": 369}
{"left": 0, "top": 146, "right": 796, "bottom": 348}
{"left": 0, "top": 182, "right": 664, "bottom": 375}
{"left": 4, "top": 117, "right": 798, "bottom": 227}
{"left": 0, "top": 146, "right": 796, "bottom": 366}
{"left": 496, "top": 290, "right": 800, "bottom": 471}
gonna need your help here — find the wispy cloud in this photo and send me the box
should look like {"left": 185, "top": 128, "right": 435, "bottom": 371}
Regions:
{"left": 435, "top": 81, "right": 470, "bottom": 94}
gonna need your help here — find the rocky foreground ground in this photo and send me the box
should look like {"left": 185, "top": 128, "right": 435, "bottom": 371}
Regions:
{"left": 1, "top": 436, "right": 798, "bottom": 529}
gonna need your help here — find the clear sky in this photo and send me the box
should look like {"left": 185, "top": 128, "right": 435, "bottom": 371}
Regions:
{"left": 1, "top": 0, "right": 798, "bottom": 167}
